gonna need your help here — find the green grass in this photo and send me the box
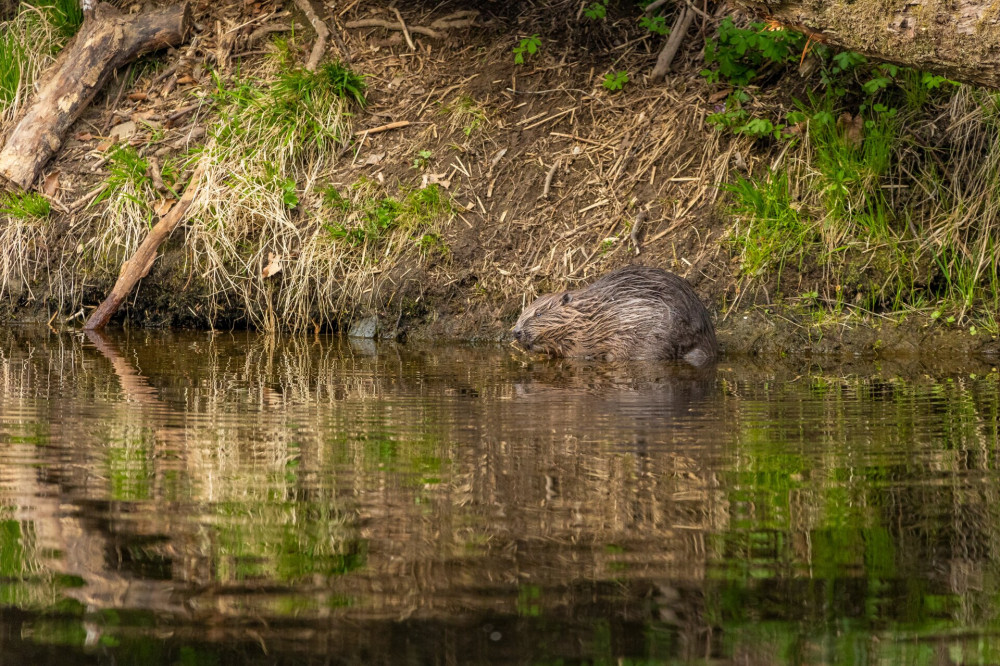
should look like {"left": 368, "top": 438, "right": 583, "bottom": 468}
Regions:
{"left": 726, "top": 171, "right": 817, "bottom": 284}
{"left": 28, "top": 0, "right": 83, "bottom": 39}
{"left": 713, "top": 31, "right": 1000, "bottom": 330}
{"left": 0, "top": 0, "right": 81, "bottom": 113}
{"left": 212, "top": 60, "right": 366, "bottom": 162}
{"left": 0, "top": 191, "right": 50, "bottom": 221}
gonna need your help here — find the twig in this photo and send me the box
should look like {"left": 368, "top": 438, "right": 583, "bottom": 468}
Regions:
{"left": 68, "top": 183, "right": 108, "bottom": 212}
{"left": 148, "top": 157, "right": 166, "bottom": 191}
{"left": 330, "top": 17, "right": 352, "bottom": 63}
{"left": 247, "top": 22, "right": 291, "bottom": 45}
{"left": 167, "top": 102, "right": 200, "bottom": 123}
{"left": 345, "top": 18, "right": 443, "bottom": 39}
{"left": 429, "top": 10, "right": 479, "bottom": 28}
{"left": 650, "top": 6, "right": 694, "bottom": 80}
{"left": 630, "top": 208, "right": 648, "bottom": 255}
{"left": 392, "top": 7, "right": 415, "bottom": 51}
{"left": 294, "top": 0, "right": 329, "bottom": 71}
{"left": 541, "top": 159, "right": 559, "bottom": 199}
{"left": 354, "top": 120, "right": 411, "bottom": 136}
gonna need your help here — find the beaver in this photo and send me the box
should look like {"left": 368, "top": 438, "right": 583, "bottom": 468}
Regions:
{"left": 512, "top": 265, "right": 718, "bottom": 365}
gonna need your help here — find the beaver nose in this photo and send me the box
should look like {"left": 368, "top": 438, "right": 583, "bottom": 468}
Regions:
{"left": 512, "top": 327, "right": 523, "bottom": 342}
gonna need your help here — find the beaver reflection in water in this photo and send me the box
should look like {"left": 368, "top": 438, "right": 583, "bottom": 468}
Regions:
{"left": 512, "top": 266, "right": 718, "bottom": 366}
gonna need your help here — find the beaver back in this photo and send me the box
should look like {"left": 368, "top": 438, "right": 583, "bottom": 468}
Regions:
{"left": 513, "top": 266, "right": 717, "bottom": 365}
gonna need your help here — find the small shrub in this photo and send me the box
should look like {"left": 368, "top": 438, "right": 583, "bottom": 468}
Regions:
{"left": 513, "top": 35, "right": 541, "bottom": 65}
{"left": 602, "top": 71, "right": 629, "bottom": 92}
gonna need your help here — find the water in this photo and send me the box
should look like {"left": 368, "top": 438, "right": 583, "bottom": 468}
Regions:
{"left": 0, "top": 328, "right": 999, "bottom": 664}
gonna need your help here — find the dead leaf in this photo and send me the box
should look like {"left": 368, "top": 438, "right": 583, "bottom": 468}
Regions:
{"left": 176, "top": 74, "right": 196, "bottom": 85}
{"left": 75, "top": 132, "right": 93, "bottom": 141}
{"left": 837, "top": 113, "right": 864, "bottom": 149}
{"left": 363, "top": 152, "right": 386, "bottom": 166}
{"left": 262, "top": 252, "right": 282, "bottom": 278}
{"left": 41, "top": 172, "right": 60, "bottom": 198}
{"left": 154, "top": 198, "right": 176, "bottom": 216}
{"left": 109, "top": 120, "right": 137, "bottom": 142}
{"left": 96, "top": 139, "right": 114, "bottom": 152}
{"left": 708, "top": 88, "right": 733, "bottom": 104}
{"left": 420, "top": 172, "right": 451, "bottom": 189}
{"left": 127, "top": 92, "right": 148, "bottom": 101}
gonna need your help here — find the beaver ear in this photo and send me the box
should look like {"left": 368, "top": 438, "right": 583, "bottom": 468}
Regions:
{"left": 561, "top": 292, "right": 572, "bottom": 305}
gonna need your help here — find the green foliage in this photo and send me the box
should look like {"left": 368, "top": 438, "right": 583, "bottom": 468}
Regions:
{"left": 97, "top": 145, "right": 152, "bottom": 203}
{"left": 260, "top": 164, "right": 299, "bottom": 208}
{"left": 324, "top": 185, "right": 451, "bottom": 249}
{"left": 320, "top": 185, "right": 351, "bottom": 211}
{"left": 412, "top": 149, "right": 433, "bottom": 170}
{"left": 725, "top": 171, "right": 816, "bottom": 280}
{"left": 639, "top": 15, "right": 670, "bottom": 36}
{"left": 312, "top": 60, "right": 367, "bottom": 107}
{"left": 584, "top": 0, "right": 607, "bottom": 20}
{"left": 601, "top": 70, "right": 629, "bottom": 92}
{"left": 0, "top": 191, "right": 50, "bottom": 221}
{"left": 212, "top": 59, "right": 365, "bottom": 159}
{"left": 418, "top": 232, "right": 449, "bottom": 259}
{"left": 702, "top": 18, "right": 806, "bottom": 86}
{"left": 513, "top": 34, "right": 541, "bottom": 65}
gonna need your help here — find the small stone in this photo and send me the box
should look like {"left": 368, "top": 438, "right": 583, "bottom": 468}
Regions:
{"left": 348, "top": 315, "right": 379, "bottom": 339}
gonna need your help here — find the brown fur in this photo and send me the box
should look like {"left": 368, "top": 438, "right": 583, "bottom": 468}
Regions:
{"left": 512, "top": 266, "right": 718, "bottom": 365}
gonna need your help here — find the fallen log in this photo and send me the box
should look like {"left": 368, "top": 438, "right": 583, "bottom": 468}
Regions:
{"left": 732, "top": 0, "right": 1000, "bottom": 89}
{"left": 0, "top": 2, "right": 191, "bottom": 190}
{"left": 83, "top": 154, "right": 208, "bottom": 331}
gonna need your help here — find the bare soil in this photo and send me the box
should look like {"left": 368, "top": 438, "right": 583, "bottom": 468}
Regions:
{"left": 6, "top": 0, "right": 999, "bottom": 361}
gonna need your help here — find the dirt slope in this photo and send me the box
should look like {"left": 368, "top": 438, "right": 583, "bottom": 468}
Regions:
{"left": 4, "top": 0, "right": 998, "bottom": 359}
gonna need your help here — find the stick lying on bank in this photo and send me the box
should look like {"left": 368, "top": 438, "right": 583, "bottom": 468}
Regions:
{"left": 0, "top": 2, "right": 191, "bottom": 189}
{"left": 83, "top": 154, "right": 209, "bottom": 331}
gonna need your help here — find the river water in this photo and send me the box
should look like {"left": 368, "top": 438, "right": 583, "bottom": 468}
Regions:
{"left": 0, "top": 328, "right": 999, "bottom": 664}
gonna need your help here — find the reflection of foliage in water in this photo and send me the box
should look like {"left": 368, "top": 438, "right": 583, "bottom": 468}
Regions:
{"left": 0, "top": 330, "right": 1000, "bottom": 662}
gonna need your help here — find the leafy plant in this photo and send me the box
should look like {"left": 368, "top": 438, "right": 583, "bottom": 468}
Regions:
{"left": 584, "top": 1, "right": 607, "bottom": 20}
{"left": 412, "top": 149, "right": 433, "bottom": 170}
{"left": 602, "top": 70, "right": 629, "bottom": 92}
{"left": 639, "top": 15, "right": 670, "bottom": 36}
{"left": 513, "top": 35, "right": 541, "bottom": 65}
{"left": 702, "top": 18, "right": 806, "bottom": 86}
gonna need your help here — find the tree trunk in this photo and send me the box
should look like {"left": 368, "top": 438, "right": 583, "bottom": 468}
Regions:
{"left": 734, "top": 0, "right": 1000, "bottom": 89}
{"left": 0, "top": 2, "right": 190, "bottom": 189}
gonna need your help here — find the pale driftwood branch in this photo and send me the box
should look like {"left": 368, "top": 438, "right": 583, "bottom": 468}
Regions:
{"left": 345, "top": 18, "right": 443, "bottom": 39}
{"left": 83, "top": 154, "right": 208, "bottom": 330}
{"left": 293, "top": 0, "right": 329, "bottom": 71}
{"left": 650, "top": 5, "right": 694, "bottom": 80}
{"left": 0, "top": 2, "right": 191, "bottom": 189}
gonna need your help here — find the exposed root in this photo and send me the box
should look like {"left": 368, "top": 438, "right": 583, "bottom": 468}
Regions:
{"left": 294, "top": 0, "right": 329, "bottom": 71}
{"left": 345, "top": 18, "right": 443, "bottom": 39}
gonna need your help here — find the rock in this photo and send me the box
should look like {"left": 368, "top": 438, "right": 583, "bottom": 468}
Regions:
{"left": 348, "top": 315, "right": 379, "bottom": 339}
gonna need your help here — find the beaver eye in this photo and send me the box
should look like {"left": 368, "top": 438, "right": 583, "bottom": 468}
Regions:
{"left": 534, "top": 310, "right": 541, "bottom": 317}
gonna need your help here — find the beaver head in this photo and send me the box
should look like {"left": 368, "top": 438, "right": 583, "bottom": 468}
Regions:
{"left": 512, "top": 291, "right": 579, "bottom": 356}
